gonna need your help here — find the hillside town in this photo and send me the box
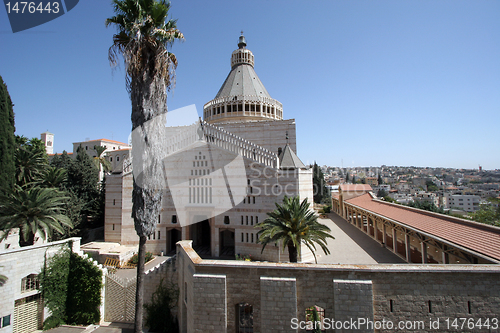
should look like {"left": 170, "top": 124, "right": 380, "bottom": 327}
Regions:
{"left": 323, "top": 165, "right": 500, "bottom": 216}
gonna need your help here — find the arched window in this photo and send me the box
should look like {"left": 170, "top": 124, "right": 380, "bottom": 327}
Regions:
{"left": 21, "top": 274, "right": 39, "bottom": 293}
{"left": 236, "top": 303, "right": 253, "bottom": 332}
{"left": 171, "top": 215, "right": 177, "bottom": 224}
{"left": 224, "top": 216, "right": 230, "bottom": 225}
{"left": 305, "top": 305, "right": 325, "bottom": 332}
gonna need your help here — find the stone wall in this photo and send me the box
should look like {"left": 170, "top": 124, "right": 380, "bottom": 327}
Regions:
{"left": 177, "top": 241, "right": 500, "bottom": 333}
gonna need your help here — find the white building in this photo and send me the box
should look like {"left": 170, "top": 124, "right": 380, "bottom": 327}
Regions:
{"left": 104, "top": 35, "right": 314, "bottom": 262}
{"left": 445, "top": 194, "right": 481, "bottom": 212}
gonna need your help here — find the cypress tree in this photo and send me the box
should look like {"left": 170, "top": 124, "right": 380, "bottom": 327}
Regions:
{"left": 0, "top": 75, "right": 16, "bottom": 192}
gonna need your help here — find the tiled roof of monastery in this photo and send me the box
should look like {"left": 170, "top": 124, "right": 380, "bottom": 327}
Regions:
{"left": 345, "top": 193, "right": 500, "bottom": 261}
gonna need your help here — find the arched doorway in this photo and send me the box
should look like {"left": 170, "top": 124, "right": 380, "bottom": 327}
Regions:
{"left": 167, "top": 228, "right": 181, "bottom": 254}
{"left": 190, "top": 219, "right": 211, "bottom": 256}
{"left": 219, "top": 229, "right": 235, "bottom": 258}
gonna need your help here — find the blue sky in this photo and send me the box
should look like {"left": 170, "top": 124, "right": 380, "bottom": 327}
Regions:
{"left": 1, "top": 0, "right": 499, "bottom": 169}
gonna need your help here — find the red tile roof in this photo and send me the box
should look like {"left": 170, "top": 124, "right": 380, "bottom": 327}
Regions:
{"left": 76, "top": 138, "right": 129, "bottom": 146}
{"left": 346, "top": 193, "right": 500, "bottom": 261}
{"left": 108, "top": 148, "right": 131, "bottom": 152}
{"left": 48, "top": 152, "right": 73, "bottom": 156}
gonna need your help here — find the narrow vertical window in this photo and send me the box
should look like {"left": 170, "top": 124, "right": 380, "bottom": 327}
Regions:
{"left": 236, "top": 303, "right": 253, "bottom": 333}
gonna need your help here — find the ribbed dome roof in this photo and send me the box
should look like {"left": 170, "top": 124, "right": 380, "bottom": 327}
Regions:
{"left": 203, "top": 34, "right": 284, "bottom": 123}
{"left": 215, "top": 63, "right": 271, "bottom": 99}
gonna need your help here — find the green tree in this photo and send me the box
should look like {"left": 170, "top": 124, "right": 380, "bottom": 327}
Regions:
{"left": 0, "top": 186, "right": 72, "bottom": 246}
{"left": 144, "top": 278, "right": 179, "bottom": 332}
{"left": 345, "top": 173, "right": 350, "bottom": 183}
{"left": 68, "top": 146, "right": 101, "bottom": 225}
{"left": 377, "top": 189, "right": 388, "bottom": 198}
{"left": 469, "top": 202, "right": 500, "bottom": 227}
{"left": 14, "top": 136, "right": 48, "bottom": 187}
{"left": 40, "top": 249, "right": 102, "bottom": 329}
{"left": 407, "top": 200, "right": 444, "bottom": 214}
{"left": 0, "top": 75, "right": 16, "bottom": 193}
{"left": 106, "top": 1, "right": 184, "bottom": 331}
{"left": 377, "top": 174, "right": 383, "bottom": 185}
{"left": 50, "top": 149, "right": 102, "bottom": 237}
{"left": 256, "top": 196, "right": 334, "bottom": 263}
{"left": 313, "top": 162, "right": 330, "bottom": 204}
{"left": 93, "top": 145, "right": 111, "bottom": 179}
{"left": 426, "top": 180, "right": 439, "bottom": 192}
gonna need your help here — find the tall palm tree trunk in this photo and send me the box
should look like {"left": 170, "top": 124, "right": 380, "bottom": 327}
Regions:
{"left": 130, "top": 54, "right": 167, "bottom": 333}
{"left": 288, "top": 241, "right": 298, "bottom": 263}
{"left": 135, "top": 235, "right": 147, "bottom": 332}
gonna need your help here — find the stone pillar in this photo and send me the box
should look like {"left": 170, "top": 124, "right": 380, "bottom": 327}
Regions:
{"left": 421, "top": 237, "right": 428, "bottom": 263}
{"left": 442, "top": 245, "right": 449, "bottom": 264}
{"left": 333, "top": 279, "right": 374, "bottom": 333}
{"left": 392, "top": 228, "right": 398, "bottom": 254}
{"left": 260, "top": 277, "right": 297, "bottom": 333}
{"left": 382, "top": 223, "right": 387, "bottom": 247}
{"left": 405, "top": 233, "right": 411, "bottom": 263}
{"left": 190, "top": 274, "right": 227, "bottom": 332}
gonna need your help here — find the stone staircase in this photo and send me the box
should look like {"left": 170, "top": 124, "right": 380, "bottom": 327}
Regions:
{"left": 123, "top": 119, "right": 279, "bottom": 174}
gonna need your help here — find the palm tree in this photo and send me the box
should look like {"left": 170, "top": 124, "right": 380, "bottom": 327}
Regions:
{"left": 93, "top": 145, "right": 111, "bottom": 180}
{"left": 106, "top": 1, "right": 183, "bottom": 331}
{"left": 256, "top": 196, "right": 334, "bottom": 263}
{"left": 43, "top": 166, "right": 67, "bottom": 188}
{"left": 15, "top": 143, "right": 47, "bottom": 187}
{"left": 0, "top": 186, "right": 72, "bottom": 247}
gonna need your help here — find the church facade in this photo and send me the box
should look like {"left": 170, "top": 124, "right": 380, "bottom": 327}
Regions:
{"left": 104, "top": 35, "right": 314, "bottom": 262}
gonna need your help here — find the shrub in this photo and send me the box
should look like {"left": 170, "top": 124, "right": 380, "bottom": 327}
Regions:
{"left": 128, "top": 251, "right": 153, "bottom": 265}
{"left": 144, "top": 278, "right": 179, "bottom": 333}
{"left": 39, "top": 248, "right": 102, "bottom": 329}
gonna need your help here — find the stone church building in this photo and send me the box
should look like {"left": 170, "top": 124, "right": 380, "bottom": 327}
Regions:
{"left": 104, "top": 35, "right": 314, "bottom": 262}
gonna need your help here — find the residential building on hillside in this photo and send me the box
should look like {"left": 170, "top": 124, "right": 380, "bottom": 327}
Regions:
{"left": 445, "top": 194, "right": 480, "bottom": 212}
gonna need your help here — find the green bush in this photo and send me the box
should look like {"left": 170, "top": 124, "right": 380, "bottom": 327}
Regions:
{"left": 144, "top": 278, "right": 179, "bottom": 333}
{"left": 128, "top": 251, "right": 153, "bottom": 265}
{"left": 40, "top": 248, "right": 102, "bottom": 329}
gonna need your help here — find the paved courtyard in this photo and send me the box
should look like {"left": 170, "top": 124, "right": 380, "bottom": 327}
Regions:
{"left": 314, "top": 212, "right": 405, "bottom": 264}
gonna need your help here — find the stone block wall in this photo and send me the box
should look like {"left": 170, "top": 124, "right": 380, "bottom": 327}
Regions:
{"left": 260, "top": 277, "right": 298, "bottom": 333}
{"left": 190, "top": 274, "right": 227, "bottom": 332}
{"left": 334, "top": 279, "right": 373, "bottom": 333}
{"left": 177, "top": 241, "right": 500, "bottom": 333}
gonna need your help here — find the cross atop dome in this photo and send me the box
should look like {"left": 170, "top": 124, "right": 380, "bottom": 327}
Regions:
{"left": 238, "top": 32, "right": 247, "bottom": 49}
